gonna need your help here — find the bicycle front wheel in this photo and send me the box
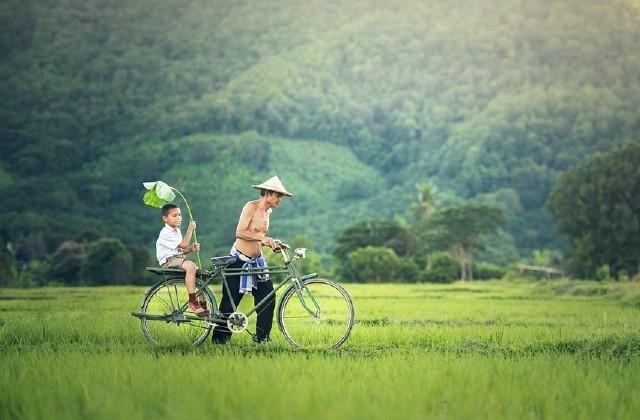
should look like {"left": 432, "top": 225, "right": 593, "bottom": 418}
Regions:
{"left": 277, "top": 278, "right": 354, "bottom": 349}
{"left": 141, "top": 277, "right": 215, "bottom": 346}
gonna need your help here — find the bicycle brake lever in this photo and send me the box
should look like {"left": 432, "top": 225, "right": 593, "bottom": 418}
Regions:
{"left": 273, "top": 240, "right": 290, "bottom": 251}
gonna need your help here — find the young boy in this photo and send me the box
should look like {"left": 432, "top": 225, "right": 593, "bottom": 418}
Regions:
{"left": 156, "top": 203, "right": 209, "bottom": 317}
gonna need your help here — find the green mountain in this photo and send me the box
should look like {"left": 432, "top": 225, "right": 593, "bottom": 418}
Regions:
{"left": 1, "top": 0, "right": 639, "bottom": 262}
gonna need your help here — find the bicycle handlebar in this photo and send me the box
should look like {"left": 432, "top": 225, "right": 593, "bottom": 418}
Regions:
{"left": 273, "top": 239, "right": 290, "bottom": 252}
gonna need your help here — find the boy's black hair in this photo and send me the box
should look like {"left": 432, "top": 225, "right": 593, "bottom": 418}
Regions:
{"left": 161, "top": 203, "right": 179, "bottom": 216}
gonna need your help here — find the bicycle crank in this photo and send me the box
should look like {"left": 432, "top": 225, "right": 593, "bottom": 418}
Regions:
{"left": 227, "top": 312, "right": 249, "bottom": 333}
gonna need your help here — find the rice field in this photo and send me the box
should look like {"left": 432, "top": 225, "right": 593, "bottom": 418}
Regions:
{"left": 1, "top": 280, "right": 639, "bottom": 419}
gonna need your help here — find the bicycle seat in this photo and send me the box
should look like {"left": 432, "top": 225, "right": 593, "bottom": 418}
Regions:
{"left": 145, "top": 267, "right": 212, "bottom": 276}
{"left": 210, "top": 255, "right": 237, "bottom": 266}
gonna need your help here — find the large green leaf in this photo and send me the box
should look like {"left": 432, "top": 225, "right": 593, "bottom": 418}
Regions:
{"left": 143, "top": 190, "right": 168, "bottom": 208}
{"left": 142, "top": 180, "right": 176, "bottom": 207}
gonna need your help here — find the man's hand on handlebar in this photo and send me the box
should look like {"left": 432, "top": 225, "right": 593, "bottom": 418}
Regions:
{"left": 262, "top": 236, "right": 279, "bottom": 250}
{"left": 261, "top": 238, "right": 290, "bottom": 252}
{"left": 273, "top": 239, "right": 290, "bottom": 251}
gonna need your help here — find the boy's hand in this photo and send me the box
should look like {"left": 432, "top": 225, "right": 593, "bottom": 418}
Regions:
{"left": 192, "top": 243, "right": 200, "bottom": 252}
{"left": 187, "top": 220, "right": 197, "bottom": 232}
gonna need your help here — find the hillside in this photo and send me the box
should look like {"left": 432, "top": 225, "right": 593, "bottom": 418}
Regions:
{"left": 1, "top": 0, "right": 639, "bottom": 263}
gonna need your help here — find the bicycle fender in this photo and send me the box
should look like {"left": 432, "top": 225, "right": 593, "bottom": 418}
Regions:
{"left": 300, "top": 273, "right": 318, "bottom": 281}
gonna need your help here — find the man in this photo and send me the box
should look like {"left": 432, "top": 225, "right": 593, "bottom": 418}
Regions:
{"left": 212, "top": 175, "right": 293, "bottom": 344}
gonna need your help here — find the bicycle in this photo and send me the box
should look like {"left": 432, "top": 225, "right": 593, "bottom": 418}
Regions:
{"left": 131, "top": 241, "right": 354, "bottom": 349}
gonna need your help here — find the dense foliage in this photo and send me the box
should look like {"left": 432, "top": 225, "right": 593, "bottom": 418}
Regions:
{"left": 334, "top": 198, "right": 505, "bottom": 282}
{"left": 547, "top": 142, "right": 640, "bottom": 278}
{"left": 1, "top": 0, "right": 639, "bottom": 284}
{"left": 417, "top": 205, "right": 505, "bottom": 280}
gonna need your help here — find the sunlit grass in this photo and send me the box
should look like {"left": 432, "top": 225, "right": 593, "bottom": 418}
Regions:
{"left": 1, "top": 280, "right": 639, "bottom": 419}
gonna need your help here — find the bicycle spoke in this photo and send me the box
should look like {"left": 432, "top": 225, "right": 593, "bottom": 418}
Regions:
{"left": 172, "top": 283, "right": 180, "bottom": 309}
{"left": 154, "top": 294, "right": 174, "bottom": 313}
{"left": 278, "top": 279, "right": 353, "bottom": 349}
{"left": 165, "top": 285, "right": 177, "bottom": 311}
{"left": 141, "top": 278, "right": 215, "bottom": 346}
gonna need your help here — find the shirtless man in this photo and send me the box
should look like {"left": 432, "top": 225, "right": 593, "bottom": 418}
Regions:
{"left": 212, "top": 175, "right": 293, "bottom": 344}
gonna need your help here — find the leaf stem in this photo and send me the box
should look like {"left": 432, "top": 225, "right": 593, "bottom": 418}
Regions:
{"left": 170, "top": 187, "right": 203, "bottom": 270}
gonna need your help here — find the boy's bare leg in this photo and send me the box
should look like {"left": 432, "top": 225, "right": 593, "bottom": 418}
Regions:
{"left": 182, "top": 260, "right": 197, "bottom": 294}
{"left": 183, "top": 260, "right": 208, "bottom": 316}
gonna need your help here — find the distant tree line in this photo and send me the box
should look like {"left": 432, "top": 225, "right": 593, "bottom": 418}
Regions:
{"left": 1, "top": 0, "right": 640, "bottom": 285}
{"left": 2, "top": 0, "right": 640, "bottom": 269}
{"left": 0, "top": 229, "right": 153, "bottom": 287}
{"left": 334, "top": 142, "right": 640, "bottom": 283}
{"left": 1, "top": 138, "right": 638, "bottom": 286}
{"left": 333, "top": 185, "right": 507, "bottom": 283}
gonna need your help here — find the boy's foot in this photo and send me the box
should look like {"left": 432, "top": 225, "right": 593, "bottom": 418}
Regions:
{"left": 188, "top": 301, "right": 210, "bottom": 317}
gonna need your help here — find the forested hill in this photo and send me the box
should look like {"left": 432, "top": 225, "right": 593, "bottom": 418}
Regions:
{"left": 1, "top": 0, "right": 639, "bottom": 260}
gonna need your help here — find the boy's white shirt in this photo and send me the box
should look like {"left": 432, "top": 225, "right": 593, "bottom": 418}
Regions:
{"left": 156, "top": 224, "right": 183, "bottom": 265}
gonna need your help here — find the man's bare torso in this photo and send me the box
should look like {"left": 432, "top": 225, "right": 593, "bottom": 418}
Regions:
{"left": 234, "top": 200, "right": 270, "bottom": 257}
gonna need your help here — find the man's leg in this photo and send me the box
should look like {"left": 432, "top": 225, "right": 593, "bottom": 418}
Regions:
{"left": 212, "top": 259, "right": 244, "bottom": 344}
{"left": 253, "top": 280, "right": 275, "bottom": 342}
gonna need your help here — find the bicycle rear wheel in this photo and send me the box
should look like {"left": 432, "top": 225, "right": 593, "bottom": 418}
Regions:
{"left": 277, "top": 278, "right": 354, "bottom": 349}
{"left": 141, "top": 277, "right": 215, "bottom": 346}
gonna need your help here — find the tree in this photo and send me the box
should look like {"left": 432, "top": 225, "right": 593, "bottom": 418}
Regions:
{"left": 420, "top": 252, "right": 458, "bottom": 283}
{"left": 50, "top": 241, "right": 86, "bottom": 285}
{"left": 419, "top": 205, "right": 505, "bottom": 280}
{"left": 408, "top": 183, "right": 436, "bottom": 224}
{"left": 334, "top": 220, "right": 413, "bottom": 261}
{"left": 344, "top": 246, "right": 414, "bottom": 282}
{"left": 0, "top": 250, "right": 16, "bottom": 287}
{"left": 547, "top": 142, "right": 640, "bottom": 278}
{"left": 82, "top": 238, "right": 132, "bottom": 285}
{"left": 127, "top": 245, "right": 152, "bottom": 285}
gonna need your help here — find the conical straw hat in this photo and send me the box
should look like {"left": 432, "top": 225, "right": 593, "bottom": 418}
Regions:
{"left": 252, "top": 175, "right": 293, "bottom": 197}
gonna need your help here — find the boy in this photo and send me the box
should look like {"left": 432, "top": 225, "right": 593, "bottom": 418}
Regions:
{"left": 156, "top": 203, "right": 209, "bottom": 317}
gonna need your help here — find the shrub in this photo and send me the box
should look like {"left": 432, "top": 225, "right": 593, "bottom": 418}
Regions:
{"left": 82, "top": 238, "right": 132, "bottom": 285}
{"left": 421, "top": 252, "right": 458, "bottom": 283}
{"left": 49, "top": 241, "right": 86, "bottom": 285}
{"left": 595, "top": 264, "right": 612, "bottom": 281}
{"left": 19, "top": 260, "right": 49, "bottom": 287}
{"left": 398, "top": 257, "right": 420, "bottom": 283}
{"left": 0, "top": 251, "right": 16, "bottom": 287}
{"left": 473, "top": 262, "right": 506, "bottom": 280}
{"left": 127, "top": 245, "right": 154, "bottom": 285}
{"left": 344, "top": 246, "right": 404, "bottom": 282}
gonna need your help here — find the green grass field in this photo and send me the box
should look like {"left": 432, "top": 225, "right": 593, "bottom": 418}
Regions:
{"left": 1, "top": 280, "right": 639, "bottom": 419}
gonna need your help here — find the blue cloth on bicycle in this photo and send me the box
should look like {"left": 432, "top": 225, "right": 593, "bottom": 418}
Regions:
{"left": 230, "top": 247, "right": 270, "bottom": 294}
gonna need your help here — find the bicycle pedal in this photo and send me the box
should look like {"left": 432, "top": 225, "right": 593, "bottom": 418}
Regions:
{"left": 206, "top": 312, "right": 228, "bottom": 327}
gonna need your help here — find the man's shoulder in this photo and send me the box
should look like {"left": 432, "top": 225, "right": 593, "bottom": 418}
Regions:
{"left": 243, "top": 200, "right": 259, "bottom": 211}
